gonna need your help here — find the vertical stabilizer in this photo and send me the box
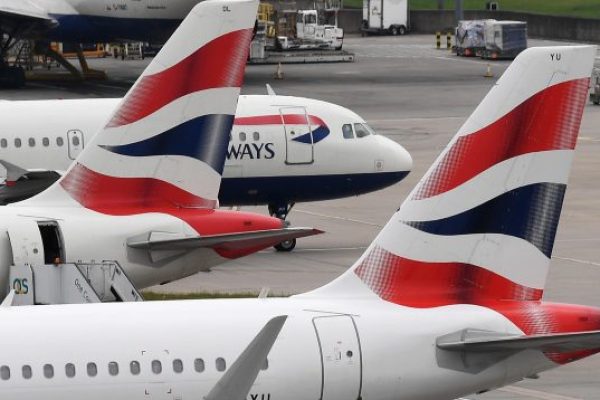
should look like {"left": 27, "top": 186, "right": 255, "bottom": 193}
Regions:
{"left": 24, "top": 0, "right": 258, "bottom": 213}
{"left": 309, "top": 46, "right": 596, "bottom": 307}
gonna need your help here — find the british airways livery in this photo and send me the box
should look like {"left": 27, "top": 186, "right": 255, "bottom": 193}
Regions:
{"left": 0, "top": 0, "right": 321, "bottom": 300}
{"left": 0, "top": 45, "right": 598, "bottom": 400}
{"left": 0, "top": 94, "right": 411, "bottom": 251}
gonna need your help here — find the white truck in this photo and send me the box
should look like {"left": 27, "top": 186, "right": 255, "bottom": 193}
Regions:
{"left": 362, "top": 0, "right": 408, "bottom": 35}
{"left": 277, "top": 10, "right": 343, "bottom": 50}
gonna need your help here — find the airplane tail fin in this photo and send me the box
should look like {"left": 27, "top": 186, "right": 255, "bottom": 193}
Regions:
{"left": 24, "top": 0, "right": 257, "bottom": 212}
{"left": 307, "top": 46, "right": 596, "bottom": 306}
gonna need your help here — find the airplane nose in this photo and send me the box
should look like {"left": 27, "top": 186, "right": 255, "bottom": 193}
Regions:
{"left": 376, "top": 135, "right": 413, "bottom": 174}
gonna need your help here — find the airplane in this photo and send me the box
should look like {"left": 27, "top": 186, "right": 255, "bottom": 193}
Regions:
{"left": 0, "top": 43, "right": 597, "bottom": 399}
{"left": 0, "top": 0, "right": 212, "bottom": 84}
{"left": 0, "top": 95, "right": 412, "bottom": 252}
{"left": 0, "top": 0, "right": 323, "bottom": 301}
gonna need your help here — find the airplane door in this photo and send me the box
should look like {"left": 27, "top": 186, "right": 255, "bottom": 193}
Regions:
{"left": 6, "top": 218, "right": 45, "bottom": 267}
{"left": 313, "top": 315, "right": 362, "bottom": 400}
{"left": 280, "top": 107, "right": 314, "bottom": 164}
{"left": 67, "top": 129, "right": 84, "bottom": 160}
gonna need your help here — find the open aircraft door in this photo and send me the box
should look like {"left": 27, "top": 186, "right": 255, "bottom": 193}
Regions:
{"left": 67, "top": 129, "right": 84, "bottom": 160}
{"left": 313, "top": 315, "right": 362, "bottom": 400}
{"left": 280, "top": 107, "right": 314, "bottom": 164}
{"left": 6, "top": 218, "right": 45, "bottom": 267}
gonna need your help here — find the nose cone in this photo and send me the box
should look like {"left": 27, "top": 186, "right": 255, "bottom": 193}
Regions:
{"left": 377, "top": 134, "right": 413, "bottom": 175}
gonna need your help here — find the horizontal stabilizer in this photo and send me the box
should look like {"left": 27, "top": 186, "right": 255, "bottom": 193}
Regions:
{"left": 437, "top": 328, "right": 600, "bottom": 353}
{"left": 127, "top": 228, "right": 323, "bottom": 251}
{"left": 205, "top": 315, "right": 287, "bottom": 400}
{"left": 0, "top": 160, "right": 28, "bottom": 182}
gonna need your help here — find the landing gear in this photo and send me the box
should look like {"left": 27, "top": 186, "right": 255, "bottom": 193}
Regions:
{"left": 269, "top": 202, "right": 296, "bottom": 252}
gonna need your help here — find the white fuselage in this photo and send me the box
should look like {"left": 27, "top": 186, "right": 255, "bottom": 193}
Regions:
{"left": 0, "top": 95, "right": 411, "bottom": 206}
{"left": 0, "top": 295, "right": 549, "bottom": 400}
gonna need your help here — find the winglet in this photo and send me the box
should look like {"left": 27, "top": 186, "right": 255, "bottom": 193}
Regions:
{"left": 205, "top": 315, "right": 287, "bottom": 400}
{"left": 1, "top": 290, "right": 15, "bottom": 307}
{"left": 266, "top": 84, "right": 276, "bottom": 96}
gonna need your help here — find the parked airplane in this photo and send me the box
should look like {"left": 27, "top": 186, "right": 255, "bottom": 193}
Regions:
{"left": 0, "top": 44, "right": 597, "bottom": 399}
{"left": 2, "top": 0, "right": 203, "bottom": 43}
{"left": 0, "top": 95, "right": 412, "bottom": 251}
{"left": 0, "top": 0, "right": 321, "bottom": 301}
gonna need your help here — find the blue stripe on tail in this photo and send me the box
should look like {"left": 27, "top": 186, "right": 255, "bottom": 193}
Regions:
{"left": 403, "top": 183, "right": 566, "bottom": 258}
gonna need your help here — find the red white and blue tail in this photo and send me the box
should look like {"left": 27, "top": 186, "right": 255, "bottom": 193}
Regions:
{"left": 308, "top": 46, "right": 596, "bottom": 306}
{"left": 25, "top": 0, "right": 257, "bottom": 213}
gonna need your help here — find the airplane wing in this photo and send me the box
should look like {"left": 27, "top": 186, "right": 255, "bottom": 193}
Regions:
{"left": 206, "top": 315, "right": 287, "bottom": 400}
{"left": 437, "top": 328, "right": 600, "bottom": 353}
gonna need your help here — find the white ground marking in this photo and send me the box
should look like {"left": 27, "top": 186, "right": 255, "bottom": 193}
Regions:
{"left": 294, "top": 209, "right": 383, "bottom": 227}
{"left": 499, "top": 386, "right": 582, "bottom": 400}
{"left": 554, "top": 256, "right": 600, "bottom": 268}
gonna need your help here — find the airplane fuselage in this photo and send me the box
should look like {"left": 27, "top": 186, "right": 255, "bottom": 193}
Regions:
{"left": 0, "top": 296, "right": 574, "bottom": 400}
{"left": 0, "top": 95, "right": 411, "bottom": 207}
{"left": 31, "top": 0, "right": 201, "bottom": 42}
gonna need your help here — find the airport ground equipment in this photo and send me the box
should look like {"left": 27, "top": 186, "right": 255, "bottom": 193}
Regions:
{"left": 481, "top": 20, "right": 527, "bottom": 59}
{"left": 8, "top": 261, "right": 142, "bottom": 305}
{"left": 454, "top": 19, "right": 527, "bottom": 60}
{"left": 276, "top": 10, "right": 343, "bottom": 51}
{"left": 361, "top": 0, "right": 408, "bottom": 35}
{"left": 455, "top": 20, "right": 486, "bottom": 56}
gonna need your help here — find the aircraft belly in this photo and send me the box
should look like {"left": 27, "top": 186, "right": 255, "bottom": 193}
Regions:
{"left": 48, "top": 14, "right": 181, "bottom": 42}
{"left": 219, "top": 171, "right": 410, "bottom": 205}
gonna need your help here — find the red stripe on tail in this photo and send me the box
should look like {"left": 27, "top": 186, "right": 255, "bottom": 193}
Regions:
{"left": 60, "top": 163, "right": 216, "bottom": 214}
{"left": 108, "top": 28, "right": 253, "bottom": 128}
{"left": 354, "top": 246, "right": 543, "bottom": 307}
{"left": 413, "top": 78, "right": 589, "bottom": 200}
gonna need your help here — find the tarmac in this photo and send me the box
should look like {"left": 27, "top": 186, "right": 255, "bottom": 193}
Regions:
{"left": 2, "top": 34, "right": 600, "bottom": 400}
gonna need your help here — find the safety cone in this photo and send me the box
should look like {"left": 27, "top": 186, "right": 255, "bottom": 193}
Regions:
{"left": 274, "top": 63, "right": 283, "bottom": 80}
{"left": 484, "top": 63, "right": 493, "bottom": 78}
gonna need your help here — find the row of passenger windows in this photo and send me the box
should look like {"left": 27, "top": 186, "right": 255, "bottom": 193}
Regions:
{"left": 0, "top": 136, "right": 81, "bottom": 149}
{"left": 230, "top": 132, "right": 261, "bottom": 142}
{"left": 0, "top": 357, "right": 269, "bottom": 381}
{"left": 342, "top": 123, "right": 374, "bottom": 139}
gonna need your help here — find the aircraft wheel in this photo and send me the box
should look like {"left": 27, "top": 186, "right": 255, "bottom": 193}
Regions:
{"left": 274, "top": 238, "right": 296, "bottom": 252}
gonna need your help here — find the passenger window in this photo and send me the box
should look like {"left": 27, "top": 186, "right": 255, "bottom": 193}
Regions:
{"left": 173, "top": 359, "right": 183, "bottom": 373}
{"left": 56, "top": 137, "right": 64, "bottom": 147}
{"left": 216, "top": 358, "right": 226, "bottom": 372}
{"left": 0, "top": 366, "right": 9, "bottom": 380}
{"left": 28, "top": 138, "right": 35, "bottom": 147}
{"left": 43, "top": 364, "right": 54, "bottom": 379}
{"left": 22, "top": 365, "right": 32, "bottom": 379}
{"left": 253, "top": 132, "right": 260, "bottom": 141}
{"left": 108, "top": 362, "right": 119, "bottom": 376}
{"left": 72, "top": 136, "right": 80, "bottom": 146}
{"left": 65, "top": 363, "right": 76, "bottom": 378}
{"left": 239, "top": 132, "right": 246, "bottom": 142}
{"left": 130, "top": 361, "right": 140, "bottom": 375}
{"left": 151, "top": 360, "right": 162, "bottom": 374}
{"left": 194, "top": 358, "right": 205, "bottom": 373}
{"left": 87, "top": 362, "right": 97, "bottom": 377}
{"left": 0, "top": 139, "right": 6, "bottom": 148}
{"left": 14, "top": 138, "right": 21, "bottom": 148}
{"left": 42, "top": 137, "right": 50, "bottom": 147}
{"left": 354, "top": 123, "right": 371, "bottom": 138}
{"left": 342, "top": 124, "right": 354, "bottom": 139}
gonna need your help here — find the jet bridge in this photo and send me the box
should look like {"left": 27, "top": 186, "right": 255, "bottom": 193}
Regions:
{"left": 8, "top": 261, "right": 143, "bottom": 306}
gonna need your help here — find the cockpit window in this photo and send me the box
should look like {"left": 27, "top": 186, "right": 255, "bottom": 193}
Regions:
{"left": 354, "top": 123, "right": 373, "bottom": 138}
{"left": 342, "top": 124, "right": 354, "bottom": 139}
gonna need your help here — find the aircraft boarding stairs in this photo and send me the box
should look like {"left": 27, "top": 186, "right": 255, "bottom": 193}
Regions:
{"left": 8, "top": 261, "right": 143, "bottom": 306}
